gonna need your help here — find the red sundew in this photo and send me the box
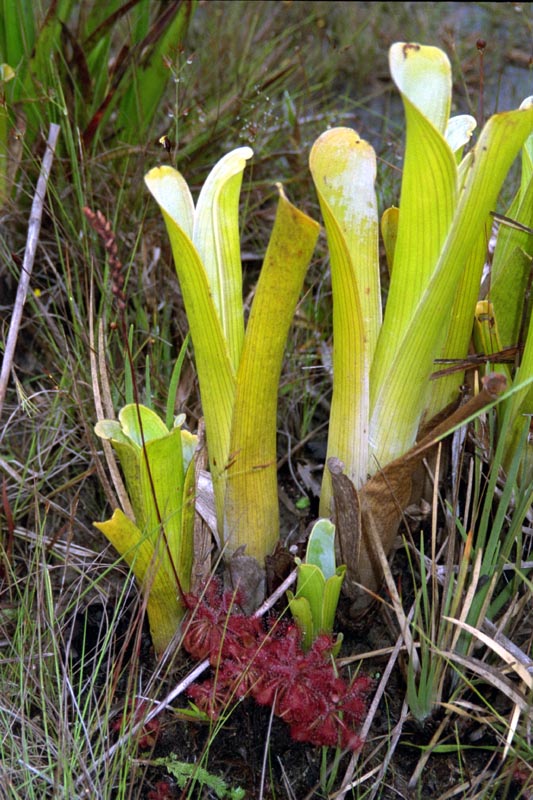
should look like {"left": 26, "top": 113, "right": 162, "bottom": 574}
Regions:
{"left": 289, "top": 713, "right": 340, "bottom": 748}
{"left": 183, "top": 580, "right": 372, "bottom": 751}
{"left": 216, "top": 651, "right": 266, "bottom": 700}
{"left": 182, "top": 579, "right": 263, "bottom": 663}
{"left": 147, "top": 780, "right": 175, "bottom": 800}
{"left": 512, "top": 766, "right": 533, "bottom": 795}
{"left": 111, "top": 700, "right": 161, "bottom": 751}
{"left": 341, "top": 674, "right": 374, "bottom": 723}
{"left": 286, "top": 671, "right": 373, "bottom": 750}
{"left": 187, "top": 679, "right": 229, "bottom": 720}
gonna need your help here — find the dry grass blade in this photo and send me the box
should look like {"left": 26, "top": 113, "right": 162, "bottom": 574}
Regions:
{"left": 0, "top": 123, "right": 60, "bottom": 415}
{"left": 88, "top": 307, "right": 129, "bottom": 514}
{"left": 333, "top": 632, "right": 406, "bottom": 800}
{"left": 505, "top": 703, "right": 523, "bottom": 760}
{"left": 482, "top": 616, "right": 533, "bottom": 675}
{"left": 444, "top": 617, "right": 533, "bottom": 689}
{"left": 361, "top": 505, "right": 420, "bottom": 672}
{"left": 407, "top": 712, "right": 452, "bottom": 789}
{"left": 75, "top": 656, "right": 212, "bottom": 792}
{"left": 440, "top": 649, "right": 532, "bottom": 713}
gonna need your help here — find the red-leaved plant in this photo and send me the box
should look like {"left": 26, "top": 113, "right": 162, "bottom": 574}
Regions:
{"left": 111, "top": 699, "right": 162, "bottom": 752}
{"left": 182, "top": 580, "right": 372, "bottom": 751}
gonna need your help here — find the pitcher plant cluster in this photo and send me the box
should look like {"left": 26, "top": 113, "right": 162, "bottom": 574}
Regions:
{"left": 91, "top": 42, "right": 533, "bottom": 743}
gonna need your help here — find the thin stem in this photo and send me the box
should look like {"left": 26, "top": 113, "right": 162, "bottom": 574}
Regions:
{"left": 0, "top": 123, "right": 60, "bottom": 416}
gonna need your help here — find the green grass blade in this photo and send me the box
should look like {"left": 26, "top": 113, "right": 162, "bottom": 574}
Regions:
{"left": 0, "top": 0, "right": 36, "bottom": 67}
{"left": 165, "top": 333, "right": 190, "bottom": 430}
{"left": 503, "top": 316, "right": 533, "bottom": 466}
{"left": 0, "top": 97, "right": 10, "bottom": 205}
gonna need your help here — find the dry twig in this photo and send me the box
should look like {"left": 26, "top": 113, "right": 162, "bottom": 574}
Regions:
{"left": 0, "top": 123, "right": 61, "bottom": 416}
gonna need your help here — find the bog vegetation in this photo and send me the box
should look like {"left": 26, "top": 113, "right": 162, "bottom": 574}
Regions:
{"left": 1, "top": 2, "right": 533, "bottom": 798}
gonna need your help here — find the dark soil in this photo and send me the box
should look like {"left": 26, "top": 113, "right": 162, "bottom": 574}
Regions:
{"left": 63, "top": 539, "right": 521, "bottom": 800}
